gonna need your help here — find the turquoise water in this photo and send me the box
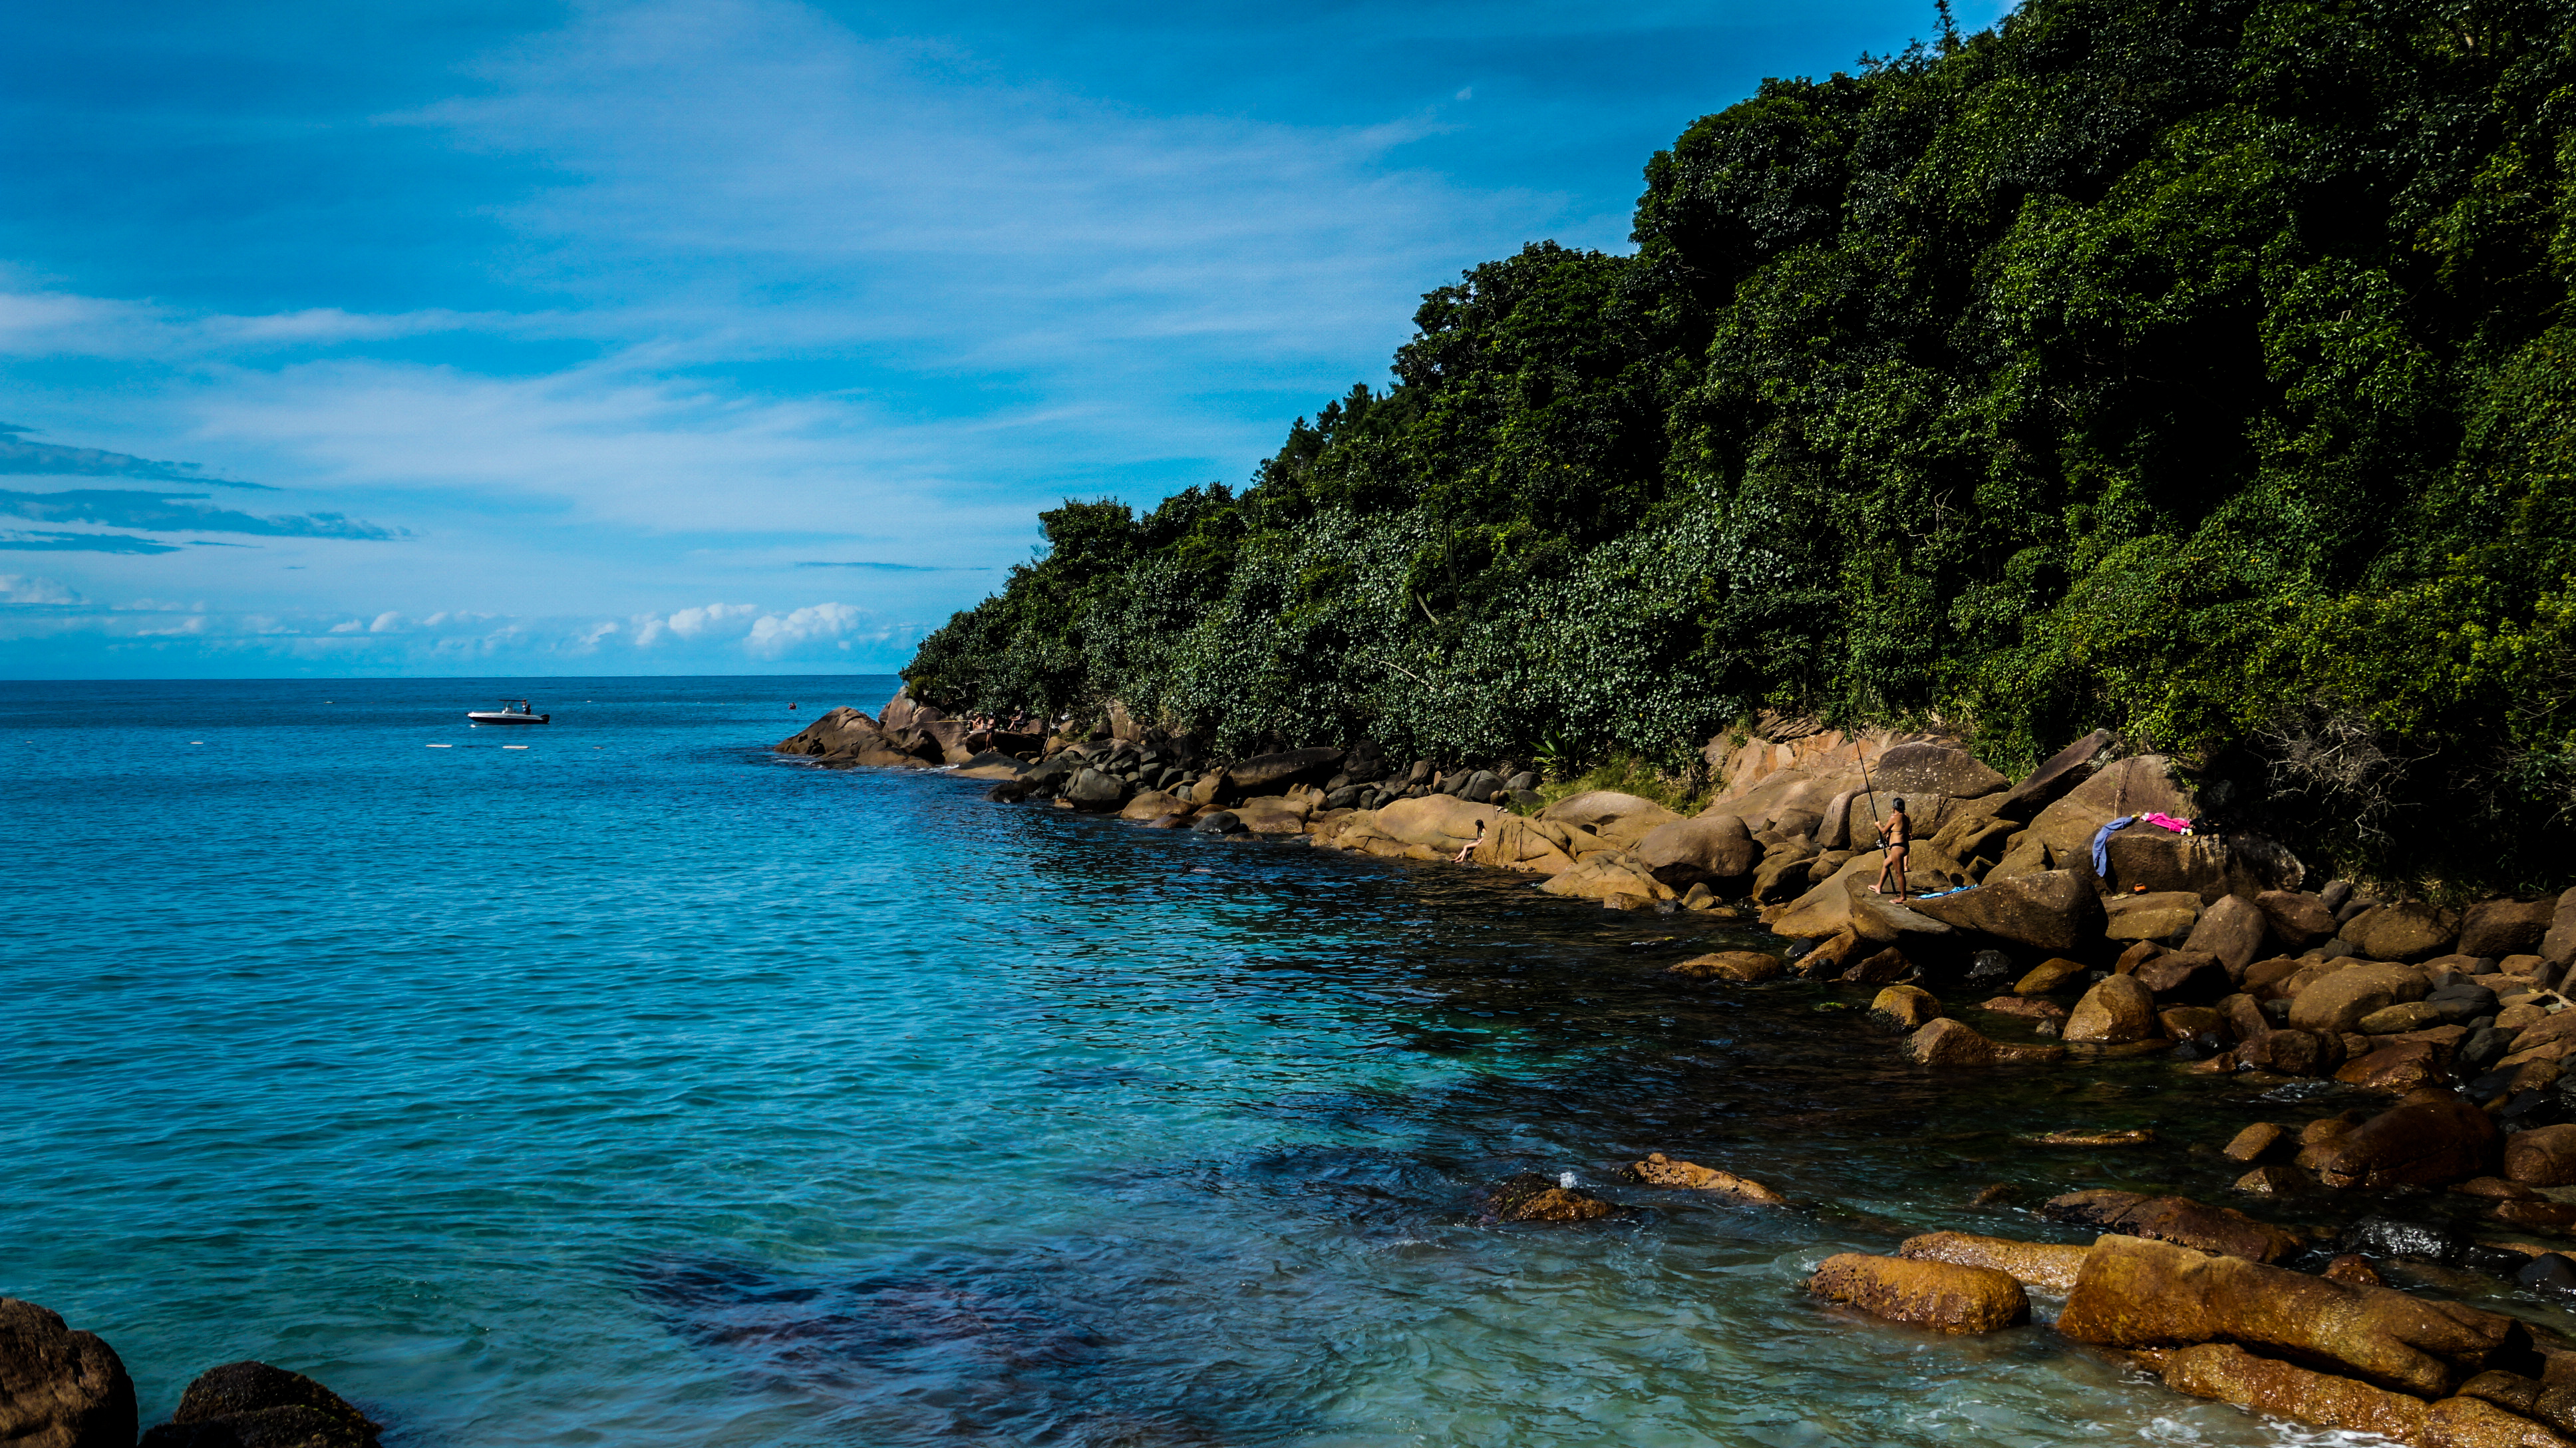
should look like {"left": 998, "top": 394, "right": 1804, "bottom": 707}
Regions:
{"left": 0, "top": 677, "right": 2431, "bottom": 1445}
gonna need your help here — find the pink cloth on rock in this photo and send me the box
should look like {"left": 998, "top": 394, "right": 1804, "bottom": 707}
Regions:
{"left": 2140, "top": 812, "right": 2193, "bottom": 833}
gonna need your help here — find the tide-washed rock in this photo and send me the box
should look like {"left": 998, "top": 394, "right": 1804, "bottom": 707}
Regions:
{"left": 2224, "top": 1123, "right": 2290, "bottom": 1163}
{"left": 2290, "top": 963, "right": 2432, "bottom": 1035}
{"left": 1629, "top": 1153, "right": 1786, "bottom": 1204}
{"left": 2360, "top": 1001, "right": 2449, "bottom": 1035}
{"left": 2234, "top": 1164, "right": 2311, "bottom": 1196}
{"left": 2323, "top": 1254, "right": 2384, "bottom": 1286}
{"left": 1665, "top": 951, "right": 1784, "bottom": 984}
{"left": 2137, "top": 951, "right": 2233, "bottom": 1005}
{"left": 2023, "top": 1129, "right": 2158, "bottom": 1148}
{"left": 1982, "top": 996, "right": 2068, "bottom": 1025}
{"left": 1806, "top": 1254, "right": 2028, "bottom": 1334}
{"left": 1908, "top": 868, "right": 2104, "bottom": 953}
{"left": 2421, "top": 1394, "right": 2571, "bottom": 1447}
{"left": 1119, "top": 790, "right": 1188, "bottom": 822}
{"left": 1842, "top": 946, "right": 1913, "bottom": 984}
{"left": 2463, "top": 900, "right": 2561, "bottom": 962}
{"left": 1903, "top": 1017, "right": 2065, "bottom": 1066}
{"left": 2056, "top": 1234, "right": 2530, "bottom": 1397}
{"left": 1871, "top": 984, "right": 1943, "bottom": 1029}
{"left": 2066, "top": 975, "right": 2161, "bottom": 1044}
{"left": 140, "top": 1361, "right": 381, "bottom": 1448}
{"left": 2041, "top": 1190, "right": 2303, "bottom": 1263}
{"left": 2337, "top": 1040, "right": 2448, "bottom": 1091}
{"left": 1483, "top": 1175, "right": 1617, "bottom": 1224}
{"left": 1230, "top": 795, "right": 1313, "bottom": 834}
{"left": 2152, "top": 1342, "right": 2430, "bottom": 1442}
{"left": 2186, "top": 894, "right": 2273, "bottom": 974}
{"left": 0, "top": 1298, "right": 134, "bottom": 1448}
{"left": 2238, "top": 1028, "right": 2347, "bottom": 1077}
{"left": 2317, "top": 1093, "right": 2498, "bottom": 1190}
{"left": 2505, "top": 1126, "right": 2576, "bottom": 1187}
{"left": 1190, "top": 810, "right": 1242, "bottom": 834}
{"left": 2347, "top": 902, "right": 2462, "bottom": 963}
{"left": 1063, "top": 768, "right": 1132, "bottom": 812}
{"left": 1541, "top": 854, "right": 1677, "bottom": 905}
{"left": 1897, "top": 1232, "right": 2092, "bottom": 1292}
{"left": 2259, "top": 890, "right": 2340, "bottom": 949}
{"left": 2015, "top": 957, "right": 2088, "bottom": 996}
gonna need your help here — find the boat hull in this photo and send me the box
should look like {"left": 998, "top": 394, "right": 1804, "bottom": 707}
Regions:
{"left": 466, "top": 713, "right": 550, "bottom": 725}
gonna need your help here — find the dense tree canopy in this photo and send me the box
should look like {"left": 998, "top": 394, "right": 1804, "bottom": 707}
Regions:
{"left": 907, "top": 0, "right": 2576, "bottom": 890}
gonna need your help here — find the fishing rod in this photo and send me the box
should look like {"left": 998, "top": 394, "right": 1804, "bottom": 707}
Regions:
{"left": 1857, "top": 741, "right": 1884, "bottom": 851}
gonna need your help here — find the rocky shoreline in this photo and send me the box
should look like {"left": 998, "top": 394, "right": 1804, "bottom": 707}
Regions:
{"left": 784, "top": 688, "right": 2576, "bottom": 1444}
{"left": 0, "top": 1299, "right": 381, "bottom": 1448}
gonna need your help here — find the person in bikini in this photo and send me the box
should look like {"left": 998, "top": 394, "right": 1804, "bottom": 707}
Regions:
{"left": 1873, "top": 796, "right": 1911, "bottom": 902}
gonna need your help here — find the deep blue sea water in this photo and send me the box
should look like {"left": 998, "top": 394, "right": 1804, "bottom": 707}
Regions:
{"left": 1, "top": 676, "right": 2486, "bottom": 1445}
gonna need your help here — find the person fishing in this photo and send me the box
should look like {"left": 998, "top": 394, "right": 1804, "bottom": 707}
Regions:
{"left": 1872, "top": 795, "right": 1911, "bottom": 902}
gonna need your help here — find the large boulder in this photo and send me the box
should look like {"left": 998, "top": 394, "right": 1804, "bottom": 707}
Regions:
{"left": 2105, "top": 891, "right": 2202, "bottom": 942}
{"left": 2346, "top": 903, "right": 2461, "bottom": 962}
{"left": 139, "top": 1361, "right": 381, "bottom": 1448}
{"left": 2021, "top": 756, "right": 2197, "bottom": 872}
{"left": 2503, "top": 1125, "right": 2576, "bottom": 1187}
{"left": 1062, "top": 768, "right": 1132, "bottom": 812}
{"left": 1541, "top": 854, "right": 1677, "bottom": 904}
{"left": 2104, "top": 830, "right": 2235, "bottom": 900}
{"left": 1541, "top": 791, "right": 1683, "bottom": 848}
{"left": 1230, "top": 795, "right": 1314, "bottom": 834}
{"left": 1897, "top": 1232, "right": 2094, "bottom": 1292}
{"left": 0, "top": 1298, "right": 134, "bottom": 1448}
{"left": 2184, "top": 894, "right": 2271, "bottom": 973}
{"left": 2065, "top": 975, "right": 2160, "bottom": 1043}
{"left": 1991, "top": 729, "right": 2118, "bottom": 822}
{"left": 2462, "top": 900, "right": 2558, "bottom": 960}
{"left": 2289, "top": 962, "right": 2431, "bottom": 1035}
{"left": 1633, "top": 814, "right": 1758, "bottom": 888}
{"left": 2316, "top": 1093, "right": 2497, "bottom": 1190}
{"left": 1768, "top": 858, "right": 1959, "bottom": 944}
{"left": 1223, "top": 747, "right": 1344, "bottom": 797}
{"left": 2545, "top": 888, "right": 2576, "bottom": 965}
{"left": 1806, "top": 1254, "right": 2028, "bottom": 1334}
{"left": 1868, "top": 743, "right": 2009, "bottom": 802}
{"left": 1907, "top": 869, "right": 2104, "bottom": 953}
{"left": 1903, "top": 1017, "right": 2065, "bottom": 1065}
{"left": 2258, "top": 890, "right": 2338, "bottom": 949}
{"left": 2134, "top": 951, "right": 2233, "bottom": 1005}
{"left": 2056, "top": 1233, "right": 2529, "bottom": 1396}
{"left": 1370, "top": 795, "right": 1503, "bottom": 852}
{"left": 2152, "top": 1343, "right": 2428, "bottom": 1442}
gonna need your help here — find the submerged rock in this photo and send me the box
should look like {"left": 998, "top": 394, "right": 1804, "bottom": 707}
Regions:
{"left": 1897, "top": 1232, "right": 2092, "bottom": 1292}
{"left": 2065, "top": 975, "right": 2160, "bottom": 1044}
{"left": 2150, "top": 1342, "right": 2429, "bottom": 1442}
{"left": 1806, "top": 1253, "right": 2028, "bottom": 1334}
{"left": 2040, "top": 1189, "right": 2301, "bottom": 1264}
{"left": 0, "top": 1297, "right": 134, "bottom": 1448}
{"left": 1665, "top": 951, "right": 1785, "bottom": 984}
{"left": 1869, "top": 984, "right": 1942, "bottom": 1029}
{"left": 1628, "top": 1153, "right": 1786, "bottom": 1204}
{"left": 1902, "top": 1017, "right": 2066, "bottom": 1067}
{"left": 2316, "top": 1093, "right": 2497, "bottom": 1190}
{"left": 1482, "top": 1174, "right": 1618, "bottom": 1224}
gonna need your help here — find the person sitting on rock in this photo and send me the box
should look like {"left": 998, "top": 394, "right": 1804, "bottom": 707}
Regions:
{"left": 1452, "top": 818, "right": 1487, "bottom": 865}
{"left": 1873, "top": 797, "right": 1911, "bottom": 901}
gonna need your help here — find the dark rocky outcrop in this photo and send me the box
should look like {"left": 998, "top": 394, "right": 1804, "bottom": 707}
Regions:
{"left": 2315, "top": 1093, "right": 2498, "bottom": 1190}
{"left": 140, "top": 1361, "right": 381, "bottom": 1448}
{"left": 0, "top": 1298, "right": 134, "bottom": 1448}
{"left": 1221, "top": 747, "right": 1345, "bottom": 797}
{"left": 2040, "top": 1190, "right": 2301, "bottom": 1264}
{"left": 1908, "top": 868, "right": 2103, "bottom": 953}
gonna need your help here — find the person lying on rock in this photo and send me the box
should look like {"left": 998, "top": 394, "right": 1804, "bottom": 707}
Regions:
{"left": 1452, "top": 818, "right": 1487, "bottom": 865}
{"left": 1873, "top": 797, "right": 1911, "bottom": 902}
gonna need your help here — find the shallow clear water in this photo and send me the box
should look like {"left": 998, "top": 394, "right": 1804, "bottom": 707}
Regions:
{"left": 1, "top": 676, "right": 2540, "bottom": 1445}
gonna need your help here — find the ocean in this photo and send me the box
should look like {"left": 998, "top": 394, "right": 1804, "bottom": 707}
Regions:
{"left": 1, "top": 675, "right": 2422, "bottom": 1445}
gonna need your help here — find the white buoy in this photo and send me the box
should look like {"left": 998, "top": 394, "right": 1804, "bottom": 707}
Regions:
{"left": 504, "top": 745, "right": 529, "bottom": 750}
{"left": 1559, "top": 1171, "right": 1576, "bottom": 1189}
{"left": 428, "top": 744, "right": 452, "bottom": 749}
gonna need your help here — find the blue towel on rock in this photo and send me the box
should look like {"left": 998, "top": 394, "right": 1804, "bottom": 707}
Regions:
{"left": 2091, "top": 815, "right": 2134, "bottom": 878}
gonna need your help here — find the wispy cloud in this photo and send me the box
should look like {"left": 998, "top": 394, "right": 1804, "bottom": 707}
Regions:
{"left": 0, "top": 573, "right": 84, "bottom": 604}
{"left": 0, "top": 528, "right": 184, "bottom": 555}
{"left": 0, "top": 489, "right": 402, "bottom": 540}
{"left": 794, "top": 560, "right": 991, "bottom": 572}
{"left": 0, "top": 423, "right": 267, "bottom": 486}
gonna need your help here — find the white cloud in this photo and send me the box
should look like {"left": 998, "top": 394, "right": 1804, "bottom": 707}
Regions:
{"left": 0, "top": 574, "right": 82, "bottom": 604}
{"left": 744, "top": 601, "right": 866, "bottom": 657}
{"left": 369, "top": 610, "right": 405, "bottom": 633}
{"left": 663, "top": 601, "right": 760, "bottom": 640}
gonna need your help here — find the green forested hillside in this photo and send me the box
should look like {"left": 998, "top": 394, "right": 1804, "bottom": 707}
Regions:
{"left": 905, "top": 0, "right": 2576, "bottom": 888}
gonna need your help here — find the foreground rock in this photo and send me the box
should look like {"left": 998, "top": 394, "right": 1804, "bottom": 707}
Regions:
{"left": 2316, "top": 1091, "right": 2498, "bottom": 1190}
{"left": 2150, "top": 1342, "right": 2431, "bottom": 1441}
{"left": 2040, "top": 1190, "right": 2302, "bottom": 1263}
{"left": 1665, "top": 951, "right": 1784, "bottom": 984}
{"left": 0, "top": 1298, "right": 134, "bottom": 1448}
{"left": 1807, "top": 1254, "right": 2029, "bottom": 1334}
{"left": 1903, "top": 1017, "right": 2065, "bottom": 1066}
{"left": 2056, "top": 1234, "right": 2533, "bottom": 1396}
{"left": 1482, "top": 1175, "right": 1618, "bottom": 1224}
{"left": 139, "top": 1361, "right": 383, "bottom": 1448}
{"left": 1629, "top": 1153, "right": 1786, "bottom": 1204}
{"left": 1897, "top": 1232, "right": 2092, "bottom": 1292}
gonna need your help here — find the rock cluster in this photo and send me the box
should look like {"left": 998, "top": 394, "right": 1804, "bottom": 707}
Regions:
{"left": 0, "top": 1298, "right": 379, "bottom": 1448}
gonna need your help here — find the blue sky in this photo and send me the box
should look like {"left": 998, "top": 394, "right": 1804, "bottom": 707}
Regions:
{"left": 0, "top": 0, "right": 2007, "bottom": 677}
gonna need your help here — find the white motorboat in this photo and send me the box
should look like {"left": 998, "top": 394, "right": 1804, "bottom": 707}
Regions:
{"left": 466, "top": 699, "right": 550, "bottom": 725}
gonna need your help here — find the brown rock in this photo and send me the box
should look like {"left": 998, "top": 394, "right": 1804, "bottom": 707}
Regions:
{"left": 2185, "top": 894, "right": 2273, "bottom": 973}
{"left": 1486, "top": 1179, "right": 1617, "bottom": 1223}
{"left": 2219, "top": 993, "right": 2269, "bottom": 1040}
{"left": 2259, "top": 890, "right": 2340, "bottom": 949}
{"left": 2224, "top": 1123, "right": 2289, "bottom": 1163}
{"left": 1981, "top": 996, "right": 2068, "bottom": 1024}
{"left": 1907, "top": 868, "right": 2104, "bottom": 952}
{"left": 2422, "top": 1393, "right": 2572, "bottom": 1447}
{"left": 143, "top": 1360, "right": 381, "bottom": 1448}
{"left": 1806, "top": 1253, "right": 2028, "bottom": 1334}
{"left": 1633, "top": 814, "right": 1758, "bottom": 887}
{"left": 2317, "top": 1094, "right": 2498, "bottom": 1189}
{"left": 2233, "top": 1164, "right": 2311, "bottom": 1196}
{"left": 1897, "top": 1231, "right": 2092, "bottom": 1292}
{"left": 2457, "top": 1177, "right": 2542, "bottom": 1201}
{"left": 1870, "top": 742, "right": 2011, "bottom": 801}
{"left": 0, "top": 1298, "right": 135, "bottom": 1448}
{"left": 2490, "top": 1200, "right": 2576, "bottom": 1232}
{"left": 2058, "top": 1233, "right": 2529, "bottom": 1396}
{"left": 1871, "top": 984, "right": 1943, "bottom": 1029}
{"left": 1842, "top": 946, "right": 1915, "bottom": 984}
{"left": 2360, "top": 1001, "right": 2450, "bottom": 1035}
{"left": 1903, "top": 1017, "right": 2066, "bottom": 1067}
{"left": 2325, "top": 1254, "right": 2385, "bottom": 1286}
{"left": 2066, "top": 974, "right": 2161, "bottom": 1043}
{"left": 2014, "top": 957, "right": 2088, "bottom": 995}
{"left": 1793, "top": 929, "right": 1867, "bottom": 978}
{"left": 2290, "top": 962, "right": 2432, "bottom": 1035}
{"left": 1666, "top": 951, "right": 1786, "bottom": 984}
{"left": 2239, "top": 1028, "right": 2346, "bottom": 1077}
{"left": 2463, "top": 900, "right": 2561, "bottom": 962}
{"left": 2114, "top": 940, "right": 2168, "bottom": 975}
{"left": 2154, "top": 1342, "right": 2429, "bottom": 1441}
{"left": 2346, "top": 902, "right": 2463, "bottom": 962}
{"left": 2507, "top": 1126, "right": 2576, "bottom": 1187}
{"left": 2244, "top": 955, "right": 2308, "bottom": 997}
{"left": 2547, "top": 887, "right": 2576, "bottom": 966}
{"left": 2023, "top": 1128, "right": 2159, "bottom": 1148}
{"left": 2041, "top": 1189, "right": 2302, "bottom": 1263}
{"left": 1629, "top": 1153, "right": 1786, "bottom": 1204}
{"left": 2106, "top": 890, "right": 2203, "bottom": 942}
{"left": 2137, "top": 951, "right": 2233, "bottom": 1005}
{"left": 1992, "top": 729, "right": 2118, "bottom": 822}
{"left": 2337, "top": 1040, "right": 2448, "bottom": 1092}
